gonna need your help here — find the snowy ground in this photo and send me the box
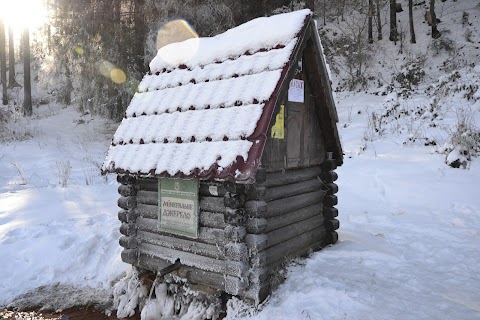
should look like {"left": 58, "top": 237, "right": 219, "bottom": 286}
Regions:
{"left": 1, "top": 0, "right": 480, "bottom": 319}
{"left": 0, "top": 106, "right": 127, "bottom": 310}
{"left": 238, "top": 91, "right": 480, "bottom": 320}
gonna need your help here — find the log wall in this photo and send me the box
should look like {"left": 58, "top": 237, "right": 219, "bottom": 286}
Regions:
{"left": 116, "top": 162, "right": 339, "bottom": 305}
{"left": 242, "top": 165, "right": 330, "bottom": 303}
{"left": 117, "top": 176, "right": 248, "bottom": 296}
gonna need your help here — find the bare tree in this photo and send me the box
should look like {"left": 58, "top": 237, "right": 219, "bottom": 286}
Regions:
{"left": 0, "top": 18, "right": 7, "bottom": 105}
{"left": 409, "top": 0, "right": 416, "bottom": 43}
{"left": 389, "top": 0, "right": 398, "bottom": 42}
{"left": 376, "top": 0, "right": 382, "bottom": 40}
{"left": 368, "top": 0, "right": 373, "bottom": 44}
{"left": 8, "top": 26, "right": 20, "bottom": 88}
{"left": 430, "top": 0, "right": 440, "bottom": 39}
{"left": 23, "top": 28, "right": 32, "bottom": 116}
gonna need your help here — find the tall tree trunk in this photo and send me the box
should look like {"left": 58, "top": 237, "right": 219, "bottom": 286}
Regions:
{"left": 22, "top": 28, "right": 32, "bottom": 116}
{"left": 376, "top": 0, "right": 382, "bottom": 40}
{"left": 430, "top": 0, "right": 440, "bottom": 39}
{"left": 389, "top": 0, "right": 398, "bottom": 42}
{"left": 368, "top": 0, "right": 373, "bottom": 44}
{"left": 409, "top": 0, "right": 416, "bottom": 43}
{"left": 8, "top": 27, "right": 19, "bottom": 88}
{"left": 0, "top": 18, "right": 7, "bottom": 105}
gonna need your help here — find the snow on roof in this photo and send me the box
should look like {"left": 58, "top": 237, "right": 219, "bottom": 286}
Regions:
{"left": 102, "top": 9, "right": 312, "bottom": 180}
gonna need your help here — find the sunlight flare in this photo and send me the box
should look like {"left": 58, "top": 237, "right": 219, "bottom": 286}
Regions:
{"left": 0, "top": 0, "right": 48, "bottom": 32}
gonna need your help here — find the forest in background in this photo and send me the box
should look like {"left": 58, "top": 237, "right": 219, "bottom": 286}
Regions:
{"left": 0, "top": 0, "right": 469, "bottom": 121}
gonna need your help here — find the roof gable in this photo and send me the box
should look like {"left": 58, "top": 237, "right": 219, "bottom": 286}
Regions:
{"left": 102, "top": 9, "right": 341, "bottom": 182}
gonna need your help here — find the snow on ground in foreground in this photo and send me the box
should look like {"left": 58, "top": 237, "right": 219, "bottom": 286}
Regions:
{"left": 0, "top": 105, "right": 127, "bottom": 308}
{"left": 239, "top": 92, "right": 480, "bottom": 320}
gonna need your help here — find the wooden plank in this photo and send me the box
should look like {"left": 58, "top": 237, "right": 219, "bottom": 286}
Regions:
{"left": 265, "top": 203, "right": 322, "bottom": 233}
{"left": 265, "top": 214, "right": 324, "bottom": 250}
{"left": 136, "top": 229, "right": 225, "bottom": 260}
{"left": 135, "top": 217, "right": 225, "bottom": 246}
{"left": 264, "top": 166, "right": 322, "bottom": 188}
{"left": 268, "top": 240, "right": 323, "bottom": 271}
{"left": 138, "top": 242, "right": 248, "bottom": 277}
{"left": 266, "top": 190, "right": 325, "bottom": 219}
{"left": 264, "top": 178, "right": 323, "bottom": 202}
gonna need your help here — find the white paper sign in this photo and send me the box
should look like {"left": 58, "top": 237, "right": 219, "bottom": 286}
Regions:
{"left": 288, "top": 79, "right": 304, "bottom": 103}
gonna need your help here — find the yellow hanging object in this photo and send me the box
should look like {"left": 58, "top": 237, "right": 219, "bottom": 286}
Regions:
{"left": 271, "top": 104, "right": 285, "bottom": 139}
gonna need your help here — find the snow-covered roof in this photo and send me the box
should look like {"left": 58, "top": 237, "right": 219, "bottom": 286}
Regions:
{"left": 102, "top": 9, "right": 328, "bottom": 181}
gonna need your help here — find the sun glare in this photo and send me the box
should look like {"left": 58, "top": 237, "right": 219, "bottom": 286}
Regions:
{"left": 0, "top": 0, "right": 48, "bottom": 32}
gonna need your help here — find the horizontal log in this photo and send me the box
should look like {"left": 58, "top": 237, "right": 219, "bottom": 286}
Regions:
{"left": 241, "top": 282, "right": 271, "bottom": 306}
{"left": 323, "top": 207, "right": 338, "bottom": 220}
{"left": 326, "top": 231, "right": 338, "bottom": 245}
{"left": 136, "top": 230, "right": 225, "bottom": 260}
{"left": 199, "top": 182, "right": 226, "bottom": 197}
{"left": 136, "top": 204, "right": 228, "bottom": 229}
{"left": 325, "top": 219, "right": 340, "bottom": 232}
{"left": 324, "top": 183, "right": 338, "bottom": 195}
{"left": 118, "top": 196, "right": 137, "bottom": 210}
{"left": 200, "top": 196, "right": 227, "bottom": 213}
{"left": 121, "top": 249, "right": 139, "bottom": 265}
{"left": 245, "top": 234, "right": 268, "bottom": 254}
{"left": 118, "top": 210, "right": 138, "bottom": 223}
{"left": 268, "top": 240, "right": 323, "bottom": 271}
{"left": 265, "top": 214, "right": 323, "bottom": 250}
{"left": 136, "top": 190, "right": 158, "bottom": 206}
{"left": 265, "top": 203, "right": 322, "bottom": 233}
{"left": 245, "top": 200, "right": 267, "bottom": 217}
{"left": 118, "top": 184, "right": 137, "bottom": 197}
{"left": 119, "top": 236, "right": 139, "bottom": 249}
{"left": 224, "top": 242, "right": 249, "bottom": 262}
{"left": 117, "top": 174, "right": 136, "bottom": 185}
{"left": 120, "top": 223, "right": 137, "bottom": 236}
{"left": 245, "top": 185, "right": 266, "bottom": 201}
{"left": 136, "top": 178, "right": 157, "bottom": 192}
{"left": 138, "top": 253, "right": 245, "bottom": 295}
{"left": 137, "top": 179, "right": 244, "bottom": 196}
{"left": 255, "top": 167, "right": 267, "bottom": 184}
{"left": 224, "top": 194, "right": 246, "bottom": 209}
{"left": 246, "top": 218, "right": 268, "bottom": 234}
{"left": 200, "top": 211, "right": 226, "bottom": 229}
{"left": 224, "top": 225, "right": 247, "bottom": 242}
{"left": 264, "top": 166, "right": 322, "bottom": 188}
{"left": 252, "top": 227, "right": 326, "bottom": 268}
{"left": 224, "top": 208, "right": 246, "bottom": 226}
{"left": 266, "top": 190, "right": 325, "bottom": 219}
{"left": 321, "top": 159, "right": 337, "bottom": 171}
{"left": 135, "top": 217, "right": 225, "bottom": 246}
{"left": 321, "top": 171, "right": 338, "bottom": 183}
{"left": 324, "top": 195, "right": 338, "bottom": 207}
{"left": 138, "top": 242, "right": 248, "bottom": 277}
{"left": 136, "top": 203, "right": 157, "bottom": 219}
{"left": 264, "top": 178, "right": 323, "bottom": 202}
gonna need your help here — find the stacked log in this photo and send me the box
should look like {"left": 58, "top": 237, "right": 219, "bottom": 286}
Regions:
{"left": 117, "top": 174, "right": 140, "bottom": 265}
{"left": 118, "top": 177, "right": 248, "bottom": 295}
{"left": 321, "top": 158, "right": 340, "bottom": 245}
{"left": 243, "top": 166, "right": 327, "bottom": 303}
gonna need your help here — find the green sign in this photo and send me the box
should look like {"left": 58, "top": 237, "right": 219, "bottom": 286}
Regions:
{"left": 158, "top": 178, "right": 199, "bottom": 239}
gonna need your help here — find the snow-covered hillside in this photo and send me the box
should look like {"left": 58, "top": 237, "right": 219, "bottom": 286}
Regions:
{"left": 1, "top": 0, "right": 479, "bottom": 319}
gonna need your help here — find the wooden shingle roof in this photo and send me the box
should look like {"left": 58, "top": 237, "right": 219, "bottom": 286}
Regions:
{"left": 102, "top": 9, "right": 342, "bottom": 182}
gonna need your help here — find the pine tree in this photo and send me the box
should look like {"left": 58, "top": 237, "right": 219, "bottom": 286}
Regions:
{"left": 0, "top": 18, "right": 7, "bottom": 105}
{"left": 409, "top": 0, "right": 416, "bottom": 43}
{"left": 8, "top": 26, "right": 20, "bottom": 88}
{"left": 23, "top": 28, "right": 32, "bottom": 116}
{"left": 389, "top": 0, "right": 398, "bottom": 42}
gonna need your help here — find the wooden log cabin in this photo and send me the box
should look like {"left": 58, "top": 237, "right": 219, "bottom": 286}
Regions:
{"left": 102, "top": 9, "right": 343, "bottom": 304}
